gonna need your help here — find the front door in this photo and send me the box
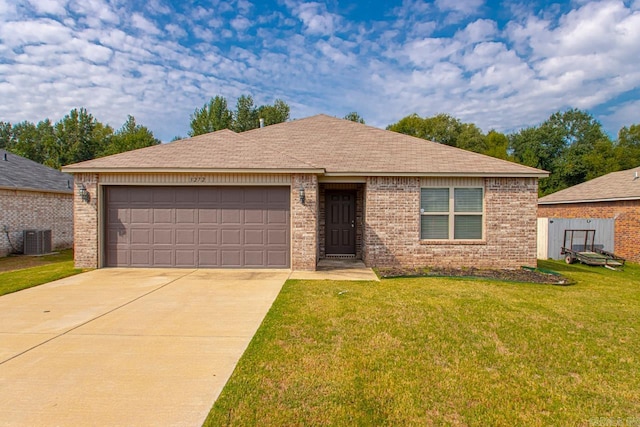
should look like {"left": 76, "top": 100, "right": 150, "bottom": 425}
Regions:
{"left": 325, "top": 190, "right": 356, "bottom": 255}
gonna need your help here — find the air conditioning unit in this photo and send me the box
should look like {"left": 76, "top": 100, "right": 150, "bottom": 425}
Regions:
{"left": 23, "top": 229, "right": 52, "bottom": 255}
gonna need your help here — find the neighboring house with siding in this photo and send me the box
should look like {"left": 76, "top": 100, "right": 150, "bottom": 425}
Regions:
{"left": 0, "top": 149, "right": 74, "bottom": 257}
{"left": 538, "top": 167, "right": 640, "bottom": 263}
{"left": 62, "top": 115, "right": 547, "bottom": 270}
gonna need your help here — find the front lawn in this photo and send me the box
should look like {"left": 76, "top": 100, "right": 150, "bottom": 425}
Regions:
{"left": 0, "top": 249, "right": 85, "bottom": 296}
{"left": 206, "top": 261, "right": 640, "bottom": 426}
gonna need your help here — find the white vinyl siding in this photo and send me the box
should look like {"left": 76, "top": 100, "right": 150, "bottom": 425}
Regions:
{"left": 421, "top": 187, "right": 483, "bottom": 240}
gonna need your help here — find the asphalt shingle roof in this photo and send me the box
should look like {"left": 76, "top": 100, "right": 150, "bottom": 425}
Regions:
{"left": 63, "top": 115, "right": 547, "bottom": 177}
{"left": 0, "top": 149, "right": 73, "bottom": 193}
{"left": 539, "top": 167, "right": 640, "bottom": 204}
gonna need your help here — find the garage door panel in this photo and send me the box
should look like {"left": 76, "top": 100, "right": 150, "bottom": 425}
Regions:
{"left": 175, "top": 250, "right": 196, "bottom": 266}
{"left": 198, "top": 229, "right": 218, "bottom": 245}
{"left": 176, "top": 209, "right": 196, "bottom": 224}
{"left": 175, "top": 229, "right": 195, "bottom": 245}
{"left": 268, "top": 251, "right": 287, "bottom": 267}
{"left": 198, "top": 209, "right": 218, "bottom": 224}
{"left": 244, "top": 229, "right": 264, "bottom": 245}
{"left": 244, "top": 251, "right": 264, "bottom": 266}
{"left": 108, "top": 208, "right": 129, "bottom": 224}
{"left": 267, "top": 229, "right": 287, "bottom": 245}
{"left": 153, "top": 249, "right": 173, "bottom": 266}
{"left": 153, "top": 229, "right": 173, "bottom": 245}
{"left": 267, "top": 210, "right": 287, "bottom": 224}
{"left": 221, "top": 250, "right": 241, "bottom": 267}
{"left": 105, "top": 186, "right": 289, "bottom": 268}
{"left": 221, "top": 229, "right": 241, "bottom": 245}
{"left": 153, "top": 209, "right": 173, "bottom": 224}
{"left": 244, "top": 209, "right": 265, "bottom": 224}
{"left": 198, "top": 250, "right": 218, "bottom": 267}
{"left": 130, "top": 250, "right": 150, "bottom": 266}
{"left": 130, "top": 229, "right": 150, "bottom": 244}
{"left": 221, "top": 209, "right": 241, "bottom": 224}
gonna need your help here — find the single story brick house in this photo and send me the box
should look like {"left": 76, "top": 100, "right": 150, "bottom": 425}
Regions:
{"left": 62, "top": 115, "right": 547, "bottom": 270}
{"left": 538, "top": 167, "right": 640, "bottom": 263}
{"left": 0, "top": 149, "right": 74, "bottom": 257}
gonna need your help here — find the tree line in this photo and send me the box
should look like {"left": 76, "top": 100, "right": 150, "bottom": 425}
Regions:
{"left": 0, "top": 109, "right": 159, "bottom": 170}
{"left": 387, "top": 109, "right": 640, "bottom": 196}
{"left": 2, "top": 95, "right": 638, "bottom": 197}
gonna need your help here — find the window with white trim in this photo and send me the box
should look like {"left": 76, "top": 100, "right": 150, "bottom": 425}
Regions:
{"left": 420, "top": 187, "right": 483, "bottom": 240}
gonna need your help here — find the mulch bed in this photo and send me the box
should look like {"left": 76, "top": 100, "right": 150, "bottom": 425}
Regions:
{"left": 377, "top": 266, "right": 571, "bottom": 285}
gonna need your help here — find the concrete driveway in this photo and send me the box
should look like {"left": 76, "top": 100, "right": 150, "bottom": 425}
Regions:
{"left": 0, "top": 268, "right": 289, "bottom": 426}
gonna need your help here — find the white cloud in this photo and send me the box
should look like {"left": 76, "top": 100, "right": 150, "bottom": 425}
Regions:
{"left": 0, "top": 19, "right": 72, "bottom": 47}
{"left": 231, "top": 16, "right": 251, "bottom": 31}
{"left": 131, "top": 13, "right": 161, "bottom": 35}
{"left": 289, "top": 2, "right": 339, "bottom": 36}
{"left": 165, "top": 23, "right": 187, "bottom": 39}
{"left": 26, "top": 0, "right": 68, "bottom": 16}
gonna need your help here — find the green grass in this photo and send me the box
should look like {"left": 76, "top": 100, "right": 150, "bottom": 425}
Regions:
{"left": 206, "top": 261, "right": 640, "bottom": 426}
{"left": 0, "top": 249, "right": 85, "bottom": 296}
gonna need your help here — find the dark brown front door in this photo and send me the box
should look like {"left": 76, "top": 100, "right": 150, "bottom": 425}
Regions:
{"left": 325, "top": 190, "right": 356, "bottom": 255}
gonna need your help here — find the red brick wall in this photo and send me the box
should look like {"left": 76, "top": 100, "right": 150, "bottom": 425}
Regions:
{"left": 538, "top": 201, "right": 640, "bottom": 263}
{"left": 73, "top": 173, "right": 99, "bottom": 268}
{"left": 0, "top": 188, "right": 73, "bottom": 257}
{"left": 363, "top": 177, "right": 539, "bottom": 269}
{"left": 291, "top": 174, "right": 318, "bottom": 270}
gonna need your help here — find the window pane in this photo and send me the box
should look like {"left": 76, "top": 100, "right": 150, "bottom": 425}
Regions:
{"left": 454, "top": 215, "right": 482, "bottom": 239}
{"left": 421, "top": 188, "right": 449, "bottom": 212}
{"left": 421, "top": 215, "right": 449, "bottom": 239}
{"left": 454, "top": 188, "right": 482, "bottom": 212}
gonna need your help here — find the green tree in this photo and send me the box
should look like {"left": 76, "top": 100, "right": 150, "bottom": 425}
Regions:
{"left": 258, "top": 99, "right": 290, "bottom": 126}
{"left": 615, "top": 124, "right": 640, "bottom": 170}
{"left": 484, "top": 130, "right": 510, "bottom": 160}
{"left": 233, "top": 95, "right": 258, "bottom": 132}
{"left": 10, "top": 121, "right": 43, "bottom": 163}
{"left": 386, "top": 114, "right": 429, "bottom": 138}
{"left": 188, "top": 95, "right": 233, "bottom": 137}
{"left": 54, "top": 108, "right": 113, "bottom": 168}
{"left": 343, "top": 112, "right": 365, "bottom": 124}
{"left": 102, "top": 115, "right": 160, "bottom": 156}
{"left": 0, "top": 121, "right": 11, "bottom": 149}
{"left": 456, "top": 122, "right": 487, "bottom": 153}
{"left": 509, "top": 109, "right": 614, "bottom": 195}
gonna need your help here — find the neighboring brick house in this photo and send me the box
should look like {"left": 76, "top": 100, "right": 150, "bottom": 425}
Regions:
{"left": 62, "top": 115, "right": 547, "bottom": 270}
{"left": 0, "top": 149, "right": 74, "bottom": 257}
{"left": 538, "top": 167, "right": 640, "bottom": 263}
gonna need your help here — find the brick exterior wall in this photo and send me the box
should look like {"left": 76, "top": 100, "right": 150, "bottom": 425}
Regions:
{"left": 363, "top": 176, "right": 539, "bottom": 269}
{"left": 73, "top": 173, "right": 99, "bottom": 268}
{"left": 0, "top": 188, "right": 73, "bottom": 257}
{"left": 318, "top": 183, "right": 364, "bottom": 259}
{"left": 291, "top": 174, "right": 318, "bottom": 270}
{"left": 538, "top": 200, "right": 640, "bottom": 263}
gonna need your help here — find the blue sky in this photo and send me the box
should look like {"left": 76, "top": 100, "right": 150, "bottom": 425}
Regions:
{"left": 0, "top": 0, "right": 639, "bottom": 142}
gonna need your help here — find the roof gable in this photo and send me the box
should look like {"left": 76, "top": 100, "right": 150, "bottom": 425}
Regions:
{"left": 539, "top": 167, "right": 640, "bottom": 204}
{"left": 0, "top": 149, "right": 73, "bottom": 193}
{"left": 63, "top": 114, "right": 547, "bottom": 177}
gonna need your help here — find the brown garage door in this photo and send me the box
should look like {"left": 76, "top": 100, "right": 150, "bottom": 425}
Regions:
{"left": 105, "top": 186, "right": 290, "bottom": 268}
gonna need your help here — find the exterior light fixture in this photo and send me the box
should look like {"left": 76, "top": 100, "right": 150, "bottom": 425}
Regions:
{"left": 78, "top": 184, "right": 90, "bottom": 203}
{"left": 299, "top": 185, "right": 306, "bottom": 205}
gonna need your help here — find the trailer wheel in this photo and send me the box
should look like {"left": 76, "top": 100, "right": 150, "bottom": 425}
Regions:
{"left": 565, "top": 255, "right": 575, "bottom": 264}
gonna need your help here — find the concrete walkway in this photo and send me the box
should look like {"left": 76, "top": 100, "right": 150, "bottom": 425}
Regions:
{"left": 289, "top": 259, "right": 379, "bottom": 281}
{"left": 0, "top": 268, "right": 289, "bottom": 426}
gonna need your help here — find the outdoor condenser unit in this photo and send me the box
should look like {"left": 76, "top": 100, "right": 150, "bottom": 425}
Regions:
{"left": 23, "top": 229, "right": 52, "bottom": 255}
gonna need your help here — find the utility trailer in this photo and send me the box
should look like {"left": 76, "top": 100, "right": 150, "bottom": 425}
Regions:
{"left": 561, "top": 229, "right": 625, "bottom": 270}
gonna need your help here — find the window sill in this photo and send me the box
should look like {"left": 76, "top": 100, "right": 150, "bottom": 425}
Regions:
{"left": 419, "top": 240, "right": 486, "bottom": 245}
